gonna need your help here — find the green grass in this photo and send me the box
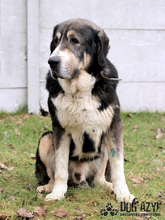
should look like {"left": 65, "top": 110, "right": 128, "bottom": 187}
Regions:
{"left": 0, "top": 112, "right": 165, "bottom": 219}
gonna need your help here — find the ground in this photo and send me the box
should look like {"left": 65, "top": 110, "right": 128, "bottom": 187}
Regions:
{"left": 0, "top": 110, "right": 165, "bottom": 219}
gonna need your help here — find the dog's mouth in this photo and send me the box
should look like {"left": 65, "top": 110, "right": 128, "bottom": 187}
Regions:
{"left": 50, "top": 69, "right": 59, "bottom": 80}
{"left": 50, "top": 68, "right": 80, "bottom": 80}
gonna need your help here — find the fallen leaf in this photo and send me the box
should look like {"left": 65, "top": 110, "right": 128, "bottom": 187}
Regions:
{"left": 16, "top": 120, "right": 24, "bottom": 127}
{"left": 155, "top": 128, "right": 164, "bottom": 140}
{"left": 0, "top": 215, "right": 8, "bottom": 220}
{"left": 159, "top": 199, "right": 165, "bottom": 205}
{"left": 0, "top": 163, "right": 14, "bottom": 171}
{"left": 158, "top": 146, "right": 163, "bottom": 149}
{"left": 130, "top": 177, "right": 144, "bottom": 184}
{"left": 15, "top": 128, "right": 20, "bottom": 136}
{"left": 0, "top": 188, "right": 3, "bottom": 192}
{"left": 134, "top": 124, "right": 139, "bottom": 129}
{"left": 33, "top": 207, "right": 45, "bottom": 216}
{"left": 157, "top": 192, "right": 163, "bottom": 198}
{"left": 137, "top": 160, "right": 143, "bottom": 163}
{"left": 41, "top": 126, "right": 49, "bottom": 132}
{"left": 134, "top": 217, "right": 142, "bottom": 220}
{"left": 54, "top": 209, "right": 68, "bottom": 218}
{"left": 72, "top": 213, "right": 91, "bottom": 219}
{"left": 21, "top": 115, "right": 29, "bottom": 119}
{"left": 127, "top": 113, "right": 133, "bottom": 118}
{"left": 133, "top": 124, "right": 138, "bottom": 132}
{"left": 16, "top": 207, "right": 34, "bottom": 219}
{"left": 133, "top": 184, "right": 138, "bottom": 188}
{"left": 7, "top": 144, "right": 15, "bottom": 150}
{"left": 30, "top": 153, "right": 36, "bottom": 159}
{"left": 93, "top": 201, "right": 98, "bottom": 207}
{"left": 157, "top": 167, "right": 165, "bottom": 173}
{"left": 26, "top": 186, "right": 32, "bottom": 191}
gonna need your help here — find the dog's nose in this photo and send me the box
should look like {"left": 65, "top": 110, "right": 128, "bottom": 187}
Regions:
{"left": 74, "top": 172, "right": 81, "bottom": 181}
{"left": 48, "top": 56, "right": 60, "bottom": 68}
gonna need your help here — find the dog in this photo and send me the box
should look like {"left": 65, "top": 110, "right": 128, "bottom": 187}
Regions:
{"left": 35, "top": 19, "right": 134, "bottom": 203}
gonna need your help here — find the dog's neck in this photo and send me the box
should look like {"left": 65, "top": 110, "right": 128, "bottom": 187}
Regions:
{"left": 58, "top": 70, "right": 96, "bottom": 95}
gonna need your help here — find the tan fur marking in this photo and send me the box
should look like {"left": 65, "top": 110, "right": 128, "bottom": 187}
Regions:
{"left": 39, "top": 134, "right": 54, "bottom": 181}
{"left": 56, "top": 32, "right": 61, "bottom": 40}
{"left": 37, "top": 133, "right": 54, "bottom": 193}
{"left": 66, "top": 30, "right": 78, "bottom": 39}
{"left": 39, "top": 135, "right": 53, "bottom": 165}
{"left": 78, "top": 52, "right": 91, "bottom": 71}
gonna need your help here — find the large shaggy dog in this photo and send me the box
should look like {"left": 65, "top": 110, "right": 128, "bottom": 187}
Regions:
{"left": 35, "top": 19, "right": 134, "bottom": 202}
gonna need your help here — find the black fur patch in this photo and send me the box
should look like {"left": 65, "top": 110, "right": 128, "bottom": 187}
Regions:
{"left": 82, "top": 132, "right": 95, "bottom": 153}
{"left": 92, "top": 60, "right": 119, "bottom": 111}
{"left": 48, "top": 97, "right": 65, "bottom": 149}
{"left": 69, "top": 138, "right": 76, "bottom": 159}
{"left": 46, "top": 71, "right": 64, "bottom": 98}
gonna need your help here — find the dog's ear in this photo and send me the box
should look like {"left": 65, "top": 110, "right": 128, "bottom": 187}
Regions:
{"left": 96, "top": 31, "right": 110, "bottom": 69}
{"left": 50, "top": 25, "right": 59, "bottom": 54}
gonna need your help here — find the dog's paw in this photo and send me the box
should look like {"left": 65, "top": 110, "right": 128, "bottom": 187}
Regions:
{"left": 116, "top": 192, "right": 135, "bottom": 203}
{"left": 36, "top": 184, "right": 53, "bottom": 193}
{"left": 105, "top": 182, "right": 114, "bottom": 192}
{"left": 45, "top": 186, "right": 67, "bottom": 201}
{"left": 45, "top": 192, "right": 65, "bottom": 201}
{"left": 100, "top": 208, "right": 108, "bottom": 216}
{"left": 114, "top": 184, "right": 135, "bottom": 203}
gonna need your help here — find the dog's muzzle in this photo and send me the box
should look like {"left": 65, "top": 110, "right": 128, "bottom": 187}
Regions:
{"left": 48, "top": 56, "right": 60, "bottom": 69}
{"left": 48, "top": 56, "right": 63, "bottom": 79}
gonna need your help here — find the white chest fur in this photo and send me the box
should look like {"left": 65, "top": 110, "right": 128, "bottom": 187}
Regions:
{"left": 52, "top": 91, "right": 113, "bottom": 131}
{"left": 51, "top": 70, "right": 114, "bottom": 157}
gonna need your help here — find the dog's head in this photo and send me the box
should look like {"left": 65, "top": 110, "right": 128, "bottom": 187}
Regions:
{"left": 48, "top": 19, "right": 110, "bottom": 80}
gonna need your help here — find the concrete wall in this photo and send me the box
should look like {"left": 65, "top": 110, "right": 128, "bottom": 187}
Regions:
{"left": 0, "top": 0, "right": 165, "bottom": 112}
{"left": 0, "top": 0, "right": 27, "bottom": 112}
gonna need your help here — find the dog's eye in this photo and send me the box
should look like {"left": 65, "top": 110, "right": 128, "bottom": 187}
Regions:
{"left": 70, "top": 38, "right": 79, "bottom": 45}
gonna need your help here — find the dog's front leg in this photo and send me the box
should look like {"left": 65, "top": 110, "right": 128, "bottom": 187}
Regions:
{"left": 109, "top": 147, "right": 134, "bottom": 203}
{"left": 106, "top": 120, "right": 135, "bottom": 203}
{"left": 45, "top": 133, "right": 70, "bottom": 201}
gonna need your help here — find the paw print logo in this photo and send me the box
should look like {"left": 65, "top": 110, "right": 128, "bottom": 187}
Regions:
{"left": 106, "top": 203, "right": 113, "bottom": 211}
{"left": 100, "top": 208, "right": 108, "bottom": 216}
{"left": 100, "top": 202, "right": 118, "bottom": 217}
{"left": 110, "top": 208, "right": 118, "bottom": 216}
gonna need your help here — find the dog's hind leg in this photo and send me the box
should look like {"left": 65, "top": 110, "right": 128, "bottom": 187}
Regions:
{"left": 36, "top": 132, "right": 55, "bottom": 193}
